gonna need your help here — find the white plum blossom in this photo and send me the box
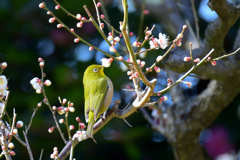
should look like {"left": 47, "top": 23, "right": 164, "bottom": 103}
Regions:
{"left": 149, "top": 38, "right": 159, "bottom": 49}
{"left": 0, "top": 75, "right": 7, "bottom": 96}
{"left": 101, "top": 58, "right": 112, "bottom": 68}
{"left": 73, "top": 130, "right": 87, "bottom": 142}
{"left": 158, "top": 33, "right": 169, "bottom": 49}
{"left": 30, "top": 77, "right": 42, "bottom": 90}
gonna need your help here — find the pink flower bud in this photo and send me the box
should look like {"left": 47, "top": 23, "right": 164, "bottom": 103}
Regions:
{"left": 114, "top": 36, "right": 120, "bottom": 42}
{"left": 76, "top": 21, "right": 83, "bottom": 28}
{"left": 76, "top": 117, "right": 81, "bottom": 122}
{"left": 176, "top": 39, "right": 182, "bottom": 46}
{"left": 82, "top": 17, "right": 87, "bottom": 21}
{"left": 118, "top": 56, "right": 123, "bottom": 61}
{"left": 70, "top": 102, "right": 74, "bottom": 107}
{"left": 38, "top": 57, "right": 43, "bottom": 62}
{"left": 146, "top": 67, "right": 152, "bottom": 72}
{"left": 16, "top": 121, "right": 24, "bottom": 128}
{"left": 137, "top": 59, "right": 141, "bottom": 65}
{"left": 50, "top": 154, "right": 55, "bottom": 159}
{"left": 134, "top": 72, "right": 139, "bottom": 77}
{"left": 183, "top": 57, "right": 191, "bottom": 62}
{"left": 167, "top": 78, "right": 172, "bottom": 83}
{"left": 157, "top": 92, "right": 161, "bottom": 96}
{"left": 154, "top": 66, "right": 160, "bottom": 73}
{"left": 129, "top": 32, "right": 134, "bottom": 36}
{"left": 53, "top": 147, "right": 58, "bottom": 151}
{"left": 12, "top": 128, "right": 18, "bottom": 135}
{"left": 89, "top": 46, "right": 94, "bottom": 51}
{"left": 2, "top": 146, "right": 4, "bottom": 150}
{"left": 1, "top": 62, "right": 7, "bottom": 69}
{"left": 76, "top": 14, "right": 82, "bottom": 20}
{"left": 44, "top": 80, "right": 51, "bottom": 86}
{"left": 129, "top": 76, "right": 134, "bottom": 80}
{"left": 183, "top": 25, "right": 187, "bottom": 29}
{"left": 8, "top": 142, "right": 14, "bottom": 149}
{"left": 100, "top": 23, "right": 104, "bottom": 29}
{"left": 109, "top": 46, "right": 116, "bottom": 52}
{"left": 79, "top": 123, "right": 86, "bottom": 129}
{"left": 97, "top": 2, "right": 101, "bottom": 7}
{"left": 140, "top": 61, "right": 145, "bottom": 67}
{"left": 127, "top": 71, "right": 132, "bottom": 75}
{"left": 146, "top": 30, "right": 152, "bottom": 35}
{"left": 57, "top": 24, "right": 63, "bottom": 28}
{"left": 52, "top": 106, "right": 57, "bottom": 111}
{"left": 74, "top": 38, "right": 80, "bottom": 43}
{"left": 69, "top": 125, "right": 74, "bottom": 130}
{"left": 55, "top": 5, "right": 60, "bottom": 10}
{"left": 69, "top": 107, "right": 75, "bottom": 112}
{"left": 48, "top": 126, "right": 55, "bottom": 133}
{"left": 133, "top": 41, "right": 141, "bottom": 47}
{"left": 107, "top": 35, "right": 113, "bottom": 41}
{"left": 10, "top": 151, "right": 15, "bottom": 156}
{"left": 64, "top": 107, "right": 69, "bottom": 112}
{"left": 144, "top": 10, "right": 149, "bottom": 15}
{"left": 70, "top": 28, "right": 74, "bottom": 32}
{"left": 193, "top": 58, "right": 200, "bottom": 63}
{"left": 36, "top": 89, "right": 42, "bottom": 94}
{"left": 57, "top": 107, "right": 65, "bottom": 115}
{"left": 49, "top": 17, "right": 56, "bottom": 23}
{"left": 39, "top": 61, "right": 44, "bottom": 67}
{"left": 186, "top": 82, "right": 192, "bottom": 87}
{"left": 59, "top": 119, "right": 64, "bottom": 124}
{"left": 163, "top": 96, "right": 168, "bottom": 101}
{"left": 100, "top": 14, "right": 105, "bottom": 19}
{"left": 211, "top": 60, "right": 217, "bottom": 66}
{"left": 39, "top": 2, "right": 45, "bottom": 9}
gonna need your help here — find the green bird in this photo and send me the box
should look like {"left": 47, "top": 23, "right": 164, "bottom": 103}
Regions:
{"left": 83, "top": 64, "right": 113, "bottom": 141}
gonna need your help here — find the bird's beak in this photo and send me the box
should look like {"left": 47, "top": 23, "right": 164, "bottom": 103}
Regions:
{"left": 100, "top": 66, "right": 104, "bottom": 69}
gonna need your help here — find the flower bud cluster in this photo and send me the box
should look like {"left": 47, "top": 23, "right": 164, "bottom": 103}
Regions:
{"left": 107, "top": 32, "right": 121, "bottom": 53}
{"left": 50, "top": 147, "right": 59, "bottom": 159}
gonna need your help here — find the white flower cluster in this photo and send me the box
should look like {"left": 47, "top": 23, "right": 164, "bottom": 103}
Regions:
{"left": 73, "top": 130, "right": 87, "bottom": 142}
{"left": 100, "top": 58, "right": 113, "bottom": 68}
{"left": 149, "top": 33, "right": 169, "bottom": 50}
{"left": 0, "top": 75, "right": 8, "bottom": 97}
{"left": 30, "top": 77, "right": 51, "bottom": 94}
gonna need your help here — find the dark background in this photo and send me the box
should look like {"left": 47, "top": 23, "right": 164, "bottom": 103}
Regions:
{"left": 0, "top": 0, "right": 239, "bottom": 159}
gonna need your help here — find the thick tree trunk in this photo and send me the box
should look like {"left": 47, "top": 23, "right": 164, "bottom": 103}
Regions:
{"left": 169, "top": 136, "right": 206, "bottom": 160}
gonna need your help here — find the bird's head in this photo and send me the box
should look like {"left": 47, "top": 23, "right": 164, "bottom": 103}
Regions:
{"left": 84, "top": 64, "right": 105, "bottom": 79}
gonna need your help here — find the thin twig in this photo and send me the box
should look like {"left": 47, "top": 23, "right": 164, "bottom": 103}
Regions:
{"left": 23, "top": 131, "right": 34, "bottom": 160}
{"left": 211, "top": 47, "right": 240, "bottom": 61}
{"left": 40, "top": 66, "right": 67, "bottom": 144}
{"left": 138, "top": 0, "right": 146, "bottom": 39}
{"left": 39, "top": 149, "right": 43, "bottom": 160}
{"left": 190, "top": 0, "right": 200, "bottom": 45}
{"left": 25, "top": 107, "right": 38, "bottom": 134}
{"left": 160, "top": 48, "right": 215, "bottom": 94}
{"left": 8, "top": 108, "right": 16, "bottom": 143}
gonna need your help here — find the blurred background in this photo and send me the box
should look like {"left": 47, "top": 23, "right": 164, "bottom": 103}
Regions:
{"left": 1, "top": 0, "right": 240, "bottom": 159}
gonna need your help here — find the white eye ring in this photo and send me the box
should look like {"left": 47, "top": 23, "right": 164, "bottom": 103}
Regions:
{"left": 93, "top": 68, "right": 98, "bottom": 72}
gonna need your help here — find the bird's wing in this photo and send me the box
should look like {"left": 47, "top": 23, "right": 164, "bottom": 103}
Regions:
{"left": 90, "top": 78, "right": 108, "bottom": 120}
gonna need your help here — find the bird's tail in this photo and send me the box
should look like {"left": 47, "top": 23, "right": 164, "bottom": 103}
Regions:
{"left": 87, "top": 112, "right": 97, "bottom": 143}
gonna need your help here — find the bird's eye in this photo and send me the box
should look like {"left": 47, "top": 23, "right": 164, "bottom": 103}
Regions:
{"left": 93, "top": 68, "right": 98, "bottom": 72}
